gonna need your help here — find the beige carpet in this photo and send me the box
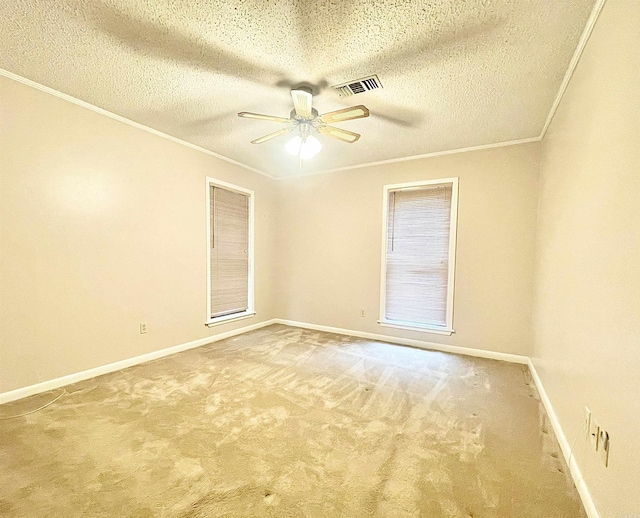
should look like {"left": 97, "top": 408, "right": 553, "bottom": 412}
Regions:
{"left": 0, "top": 324, "right": 585, "bottom": 517}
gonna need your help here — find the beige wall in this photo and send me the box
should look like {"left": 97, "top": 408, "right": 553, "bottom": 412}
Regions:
{"left": 0, "top": 76, "right": 278, "bottom": 393}
{"left": 531, "top": 0, "right": 640, "bottom": 515}
{"left": 4, "top": 7, "right": 638, "bottom": 510}
{"left": 276, "top": 143, "right": 540, "bottom": 356}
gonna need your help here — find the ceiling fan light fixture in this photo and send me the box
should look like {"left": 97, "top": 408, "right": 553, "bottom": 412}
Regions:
{"left": 301, "top": 135, "right": 322, "bottom": 159}
{"left": 285, "top": 134, "right": 322, "bottom": 160}
{"left": 285, "top": 135, "right": 302, "bottom": 156}
{"left": 239, "top": 88, "right": 366, "bottom": 165}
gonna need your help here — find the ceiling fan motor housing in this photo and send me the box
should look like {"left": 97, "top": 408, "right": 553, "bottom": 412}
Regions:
{"left": 290, "top": 107, "right": 319, "bottom": 122}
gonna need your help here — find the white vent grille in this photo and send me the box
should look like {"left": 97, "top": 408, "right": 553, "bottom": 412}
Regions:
{"left": 331, "top": 75, "right": 383, "bottom": 97}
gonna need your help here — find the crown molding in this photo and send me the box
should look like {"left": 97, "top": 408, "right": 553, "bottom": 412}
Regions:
{"left": 278, "top": 136, "right": 541, "bottom": 179}
{"left": 281, "top": 0, "right": 608, "bottom": 179}
{"left": 0, "top": 68, "right": 275, "bottom": 179}
{"left": 539, "top": 0, "right": 608, "bottom": 139}
{"left": 2, "top": 0, "right": 607, "bottom": 185}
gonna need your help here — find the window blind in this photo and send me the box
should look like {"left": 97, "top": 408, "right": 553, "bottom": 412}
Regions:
{"left": 210, "top": 186, "right": 249, "bottom": 318}
{"left": 385, "top": 183, "right": 452, "bottom": 327}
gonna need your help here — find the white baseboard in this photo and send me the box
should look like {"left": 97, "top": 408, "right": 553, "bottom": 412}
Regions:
{"left": 0, "top": 318, "right": 277, "bottom": 405}
{"left": 273, "top": 319, "right": 529, "bottom": 364}
{"left": 1, "top": 318, "right": 526, "bottom": 405}
{"left": 527, "top": 359, "right": 599, "bottom": 518}
{"left": 275, "top": 319, "right": 597, "bottom": 516}
{"left": 0, "top": 317, "right": 599, "bottom": 516}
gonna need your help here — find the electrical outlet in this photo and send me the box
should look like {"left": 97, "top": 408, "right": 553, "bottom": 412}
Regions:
{"left": 585, "top": 408, "right": 610, "bottom": 465}
{"left": 360, "top": 309, "right": 366, "bottom": 317}
{"left": 139, "top": 322, "right": 147, "bottom": 334}
{"left": 589, "top": 415, "right": 600, "bottom": 451}
{"left": 599, "top": 428, "right": 610, "bottom": 467}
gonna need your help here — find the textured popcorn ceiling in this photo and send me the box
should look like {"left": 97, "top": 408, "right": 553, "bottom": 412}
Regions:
{"left": 0, "top": 0, "right": 595, "bottom": 177}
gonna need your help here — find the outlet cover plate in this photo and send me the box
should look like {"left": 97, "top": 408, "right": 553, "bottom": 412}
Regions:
{"left": 599, "top": 429, "right": 610, "bottom": 467}
{"left": 589, "top": 416, "right": 599, "bottom": 450}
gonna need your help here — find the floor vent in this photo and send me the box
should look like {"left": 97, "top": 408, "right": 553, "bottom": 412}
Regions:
{"left": 331, "top": 75, "right": 382, "bottom": 97}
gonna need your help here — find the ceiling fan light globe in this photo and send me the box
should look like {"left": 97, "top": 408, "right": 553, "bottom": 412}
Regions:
{"left": 300, "top": 135, "right": 322, "bottom": 159}
{"left": 285, "top": 136, "right": 302, "bottom": 156}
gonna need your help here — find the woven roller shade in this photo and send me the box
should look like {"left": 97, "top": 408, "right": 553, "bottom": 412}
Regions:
{"left": 385, "top": 184, "right": 452, "bottom": 327}
{"left": 210, "top": 186, "right": 249, "bottom": 318}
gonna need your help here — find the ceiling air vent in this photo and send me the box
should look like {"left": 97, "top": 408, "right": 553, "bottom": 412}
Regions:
{"left": 331, "top": 75, "right": 383, "bottom": 97}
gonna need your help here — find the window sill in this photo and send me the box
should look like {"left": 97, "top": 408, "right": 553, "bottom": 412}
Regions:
{"left": 206, "top": 311, "right": 256, "bottom": 328}
{"left": 378, "top": 320, "right": 454, "bottom": 336}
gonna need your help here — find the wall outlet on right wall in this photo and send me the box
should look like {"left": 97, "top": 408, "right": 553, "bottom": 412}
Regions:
{"left": 599, "top": 428, "right": 610, "bottom": 467}
{"left": 586, "top": 407, "right": 610, "bottom": 467}
{"left": 588, "top": 413, "right": 599, "bottom": 450}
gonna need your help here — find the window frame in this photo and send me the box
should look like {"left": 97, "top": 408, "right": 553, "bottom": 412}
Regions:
{"left": 378, "top": 177, "right": 459, "bottom": 335}
{"left": 205, "top": 176, "right": 255, "bottom": 327}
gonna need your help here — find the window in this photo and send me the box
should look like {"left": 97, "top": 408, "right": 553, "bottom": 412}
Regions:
{"left": 206, "top": 177, "right": 254, "bottom": 326}
{"left": 379, "top": 178, "right": 458, "bottom": 335}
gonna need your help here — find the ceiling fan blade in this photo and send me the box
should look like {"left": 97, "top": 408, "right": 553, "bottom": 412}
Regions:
{"left": 317, "top": 126, "right": 361, "bottom": 143}
{"left": 251, "top": 127, "right": 293, "bottom": 144}
{"left": 86, "top": 3, "right": 284, "bottom": 89}
{"left": 238, "top": 112, "right": 291, "bottom": 123}
{"left": 325, "top": 18, "right": 502, "bottom": 81}
{"left": 320, "top": 105, "right": 370, "bottom": 124}
{"left": 291, "top": 88, "right": 313, "bottom": 118}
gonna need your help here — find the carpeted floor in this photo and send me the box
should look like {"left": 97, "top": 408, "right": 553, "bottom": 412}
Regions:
{"left": 0, "top": 324, "right": 585, "bottom": 517}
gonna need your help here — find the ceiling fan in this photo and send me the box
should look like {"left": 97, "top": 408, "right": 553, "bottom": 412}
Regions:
{"left": 238, "top": 87, "right": 369, "bottom": 165}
